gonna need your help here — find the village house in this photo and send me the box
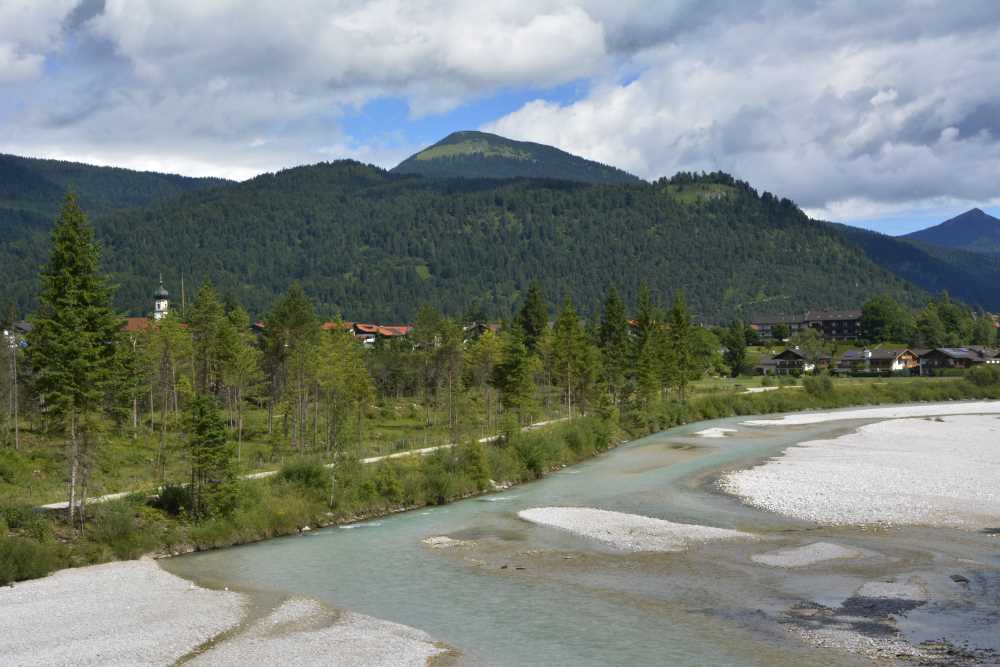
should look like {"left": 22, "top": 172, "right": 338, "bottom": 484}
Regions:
{"left": 869, "top": 348, "right": 920, "bottom": 374}
{"left": 320, "top": 321, "right": 413, "bottom": 346}
{"left": 771, "top": 347, "right": 832, "bottom": 374}
{"left": 919, "top": 347, "right": 999, "bottom": 374}
{"left": 750, "top": 309, "right": 863, "bottom": 342}
{"left": 753, "top": 355, "right": 777, "bottom": 375}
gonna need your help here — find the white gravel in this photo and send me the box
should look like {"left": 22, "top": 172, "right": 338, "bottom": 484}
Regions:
{"left": 190, "top": 598, "right": 447, "bottom": 666}
{"left": 421, "top": 535, "right": 469, "bottom": 548}
{"left": 721, "top": 414, "right": 1000, "bottom": 528}
{"left": 855, "top": 580, "right": 927, "bottom": 600}
{"left": 741, "top": 400, "right": 1000, "bottom": 426}
{"left": 694, "top": 427, "right": 737, "bottom": 438}
{"left": 0, "top": 559, "right": 246, "bottom": 666}
{"left": 518, "top": 507, "right": 753, "bottom": 552}
{"left": 752, "top": 542, "right": 864, "bottom": 568}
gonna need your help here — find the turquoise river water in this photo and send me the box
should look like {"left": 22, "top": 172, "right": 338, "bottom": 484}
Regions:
{"left": 164, "top": 411, "right": 1000, "bottom": 666}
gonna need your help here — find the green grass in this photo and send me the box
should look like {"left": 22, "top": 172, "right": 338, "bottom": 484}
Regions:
{"left": 0, "top": 388, "right": 566, "bottom": 506}
{"left": 662, "top": 183, "right": 737, "bottom": 204}
{"left": 414, "top": 140, "right": 532, "bottom": 162}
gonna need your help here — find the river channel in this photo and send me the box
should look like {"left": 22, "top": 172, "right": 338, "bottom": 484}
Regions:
{"left": 163, "top": 410, "right": 1000, "bottom": 666}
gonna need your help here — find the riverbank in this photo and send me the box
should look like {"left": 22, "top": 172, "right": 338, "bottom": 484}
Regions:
{"left": 4, "top": 378, "right": 999, "bottom": 587}
{"left": 722, "top": 413, "right": 1000, "bottom": 529}
{"left": 7, "top": 398, "right": 1000, "bottom": 665}
{"left": 0, "top": 558, "right": 450, "bottom": 666}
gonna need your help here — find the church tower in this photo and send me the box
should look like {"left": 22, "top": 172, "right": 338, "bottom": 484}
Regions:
{"left": 153, "top": 277, "right": 169, "bottom": 320}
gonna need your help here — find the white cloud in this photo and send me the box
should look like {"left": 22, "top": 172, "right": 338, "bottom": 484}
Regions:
{"left": 1, "top": 0, "right": 999, "bottom": 222}
{"left": 487, "top": 2, "right": 1000, "bottom": 221}
{"left": 0, "top": 0, "right": 77, "bottom": 82}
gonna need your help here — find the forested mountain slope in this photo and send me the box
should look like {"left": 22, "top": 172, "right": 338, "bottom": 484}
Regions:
{"left": 0, "top": 162, "right": 922, "bottom": 320}
{"left": 827, "top": 222, "right": 1000, "bottom": 310}
{"left": 391, "top": 131, "right": 641, "bottom": 185}
{"left": 902, "top": 208, "right": 1000, "bottom": 254}
{"left": 0, "top": 153, "right": 230, "bottom": 245}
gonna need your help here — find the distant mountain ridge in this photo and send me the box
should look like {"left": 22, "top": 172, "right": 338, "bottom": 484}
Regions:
{"left": 0, "top": 160, "right": 923, "bottom": 319}
{"left": 825, "top": 221, "right": 1000, "bottom": 310}
{"left": 0, "top": 153, "right": 230, "bottom": 249}
{"left": 3, "top": 134, "right": 1000, "bottom": 319}
{"left": 902, "top": 208, "right": 1000, "bottom": 254}
{"left": 391, "top": 130, "right": 641, "bottom": 185}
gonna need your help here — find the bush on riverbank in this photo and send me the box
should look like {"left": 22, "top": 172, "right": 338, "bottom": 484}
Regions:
{"left": 621, "top": 376, "right": 1000, "bottom": 436}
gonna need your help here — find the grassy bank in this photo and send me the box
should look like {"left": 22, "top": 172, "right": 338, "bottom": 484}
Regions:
{"left": 4, "top": 371, "right": 1000, "bottom": 586}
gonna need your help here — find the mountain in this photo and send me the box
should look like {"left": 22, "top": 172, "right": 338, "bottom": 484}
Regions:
{"left": 902, "top": 208, "right": 1000, "bottom": 254}
{"left": 0, "top": 162, "right": 923, "bottom": 321}
{"left": 826, "top": 222, "right": 1000, "bottom": 310}
{"left": 0, "top": 153, "right": 230, "bottom": 245}
{"left": 391, "top": 131, "right": 641, "bottom": 185}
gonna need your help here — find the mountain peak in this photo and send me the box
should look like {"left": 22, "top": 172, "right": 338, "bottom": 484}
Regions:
{"left": 903, "top": 207, "right": 1000, "bottom": 254}
{"left": 391, "top": 131, "right": 641, "bottom": 185}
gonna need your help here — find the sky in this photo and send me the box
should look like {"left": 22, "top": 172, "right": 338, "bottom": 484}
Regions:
{"left": 2, "top": 1, "right": 999, "bottom": 235}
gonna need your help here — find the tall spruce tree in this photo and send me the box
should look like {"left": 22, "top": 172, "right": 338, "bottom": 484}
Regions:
{"left": 516, "top": 281, "right": 548, "bottom": 352}
{"left": 28, "top": 194, "right": 121, "bottom": 525}
{"left": 551, "top": 298, "right": 589, "bottom": 417}
{"left": 187, "top": 394, "right": 237, "bottom": 518}
{"left": 722, "top": 320, "right": 748, "bottom": 377}
{"left": 599, "top": 286, "right": 630, "bottom": 406}
{"left": 189, "top": 282, "right": 229, "bottom": 394}
{"left": 667, "top": 290, "right": 695, "bottom": 400}
{"left": 492, "top": 324, "right": 537, "bottom": 424}
{"left": 263, "top": 283, "right": 319, "bottom": 449}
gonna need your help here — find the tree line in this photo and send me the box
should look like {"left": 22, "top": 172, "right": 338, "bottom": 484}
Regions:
{"left": 3, "top": 196, "right": 731, "bottom": 527}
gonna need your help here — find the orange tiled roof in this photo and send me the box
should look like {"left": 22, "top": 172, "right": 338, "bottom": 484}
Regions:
{"left": 122, "top": 317, "right": 151, "bottom": 332}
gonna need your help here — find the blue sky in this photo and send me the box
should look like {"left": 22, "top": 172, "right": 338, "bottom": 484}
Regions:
{"left": 1, "top": 1, "right": 998, "bottom": 235}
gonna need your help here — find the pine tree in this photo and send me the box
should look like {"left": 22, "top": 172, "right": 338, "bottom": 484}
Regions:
{"left": 187, "top": 394, "right": 237, "bottom": 518}
{"left": 221, "top": 305, "right": 263, "bottom": 461}
{"left": 722, "top": 320, "right": 748, "bottom": 377}
{"left": 28, "top": 194, "right": 121, "bottom": 525}
{"left": 634, "top": 282, "right": 657, "bottom": 349}
{"left": 317, "top": 328, "right": 375, "bottom": 456}
{"left": 599, "top": 286, "right": 630, "bottom": 406}
{"left": 189, "top": 281, "right": 228, "bottom": 394}
{"left": 551, "top": 298, "right": 588, "bottom": 417}
{"left": 492, "top": 325, "right": 537, "bottom": 424}
{"left": 667, "top": 290, "right": 695, "bottom": 400}
{"left": 263, "top": 283, "right": 319, "bottom": 450}
{"left": 516, "top": 281, "right": 548, "bottom": 352}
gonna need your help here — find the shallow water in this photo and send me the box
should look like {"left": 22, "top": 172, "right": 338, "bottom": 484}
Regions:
{"left": 164, "top": 411, "right": 1000, "bottom": 666}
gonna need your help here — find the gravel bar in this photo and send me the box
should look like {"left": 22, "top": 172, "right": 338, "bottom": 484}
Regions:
{"left": 722, "top": 414, "right": 1000, "bottom": 528}
{"left": 741, "top": 400, "right": 1000, "bottom": 426}
{"left": 0, "top": 559, "right": 246, "bottom": 666}
{"left": 190, "top": 598, "right": 447, "bottom": 666}
{"left": 518, "top": 506, "right": 753, "bottom": 552}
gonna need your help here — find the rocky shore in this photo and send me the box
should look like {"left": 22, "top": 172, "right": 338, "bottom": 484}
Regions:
{"left": 0, "top": 559, "right": 448, "bottom": 666}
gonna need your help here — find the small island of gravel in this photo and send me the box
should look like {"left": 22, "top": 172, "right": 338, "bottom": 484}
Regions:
{"left": 518, "top": 506, "right": 753, "bottom": 552}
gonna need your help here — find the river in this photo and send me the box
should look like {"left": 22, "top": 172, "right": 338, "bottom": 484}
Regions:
{"left": 163, "top": 410, "right": 1000, "bottom": 666}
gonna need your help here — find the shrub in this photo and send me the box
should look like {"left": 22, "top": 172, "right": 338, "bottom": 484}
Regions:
{"left": 803, "top": 375, "right": 834, "bottom": 397}
{"left": 0, "top": 537, "right": 60, "bottom": 585}
{"left": 0, "top": 502, "right": 51, "bottom": 540}
{"left": 275, "top": 459, "right": 331, "bottom": 496}
{"left": 87, "top": 500, "right": 155, "bottom": 560}
{"left": 966, "top": 365, "right": 1000, "bottom": 387}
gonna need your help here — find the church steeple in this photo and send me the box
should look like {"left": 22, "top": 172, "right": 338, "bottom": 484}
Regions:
{"left": 153, "top": 275, "right": 169, "bottom": 320}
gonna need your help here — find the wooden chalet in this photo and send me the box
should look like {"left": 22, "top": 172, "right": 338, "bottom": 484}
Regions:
{"left": 750, "top": 309, "right": 863, "bottom": 342}
{"left": 919, "top": 347, "right": 999, "bottom": 374}
{"left": 772, "top": 348, "right": 832, "bottom": 374}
